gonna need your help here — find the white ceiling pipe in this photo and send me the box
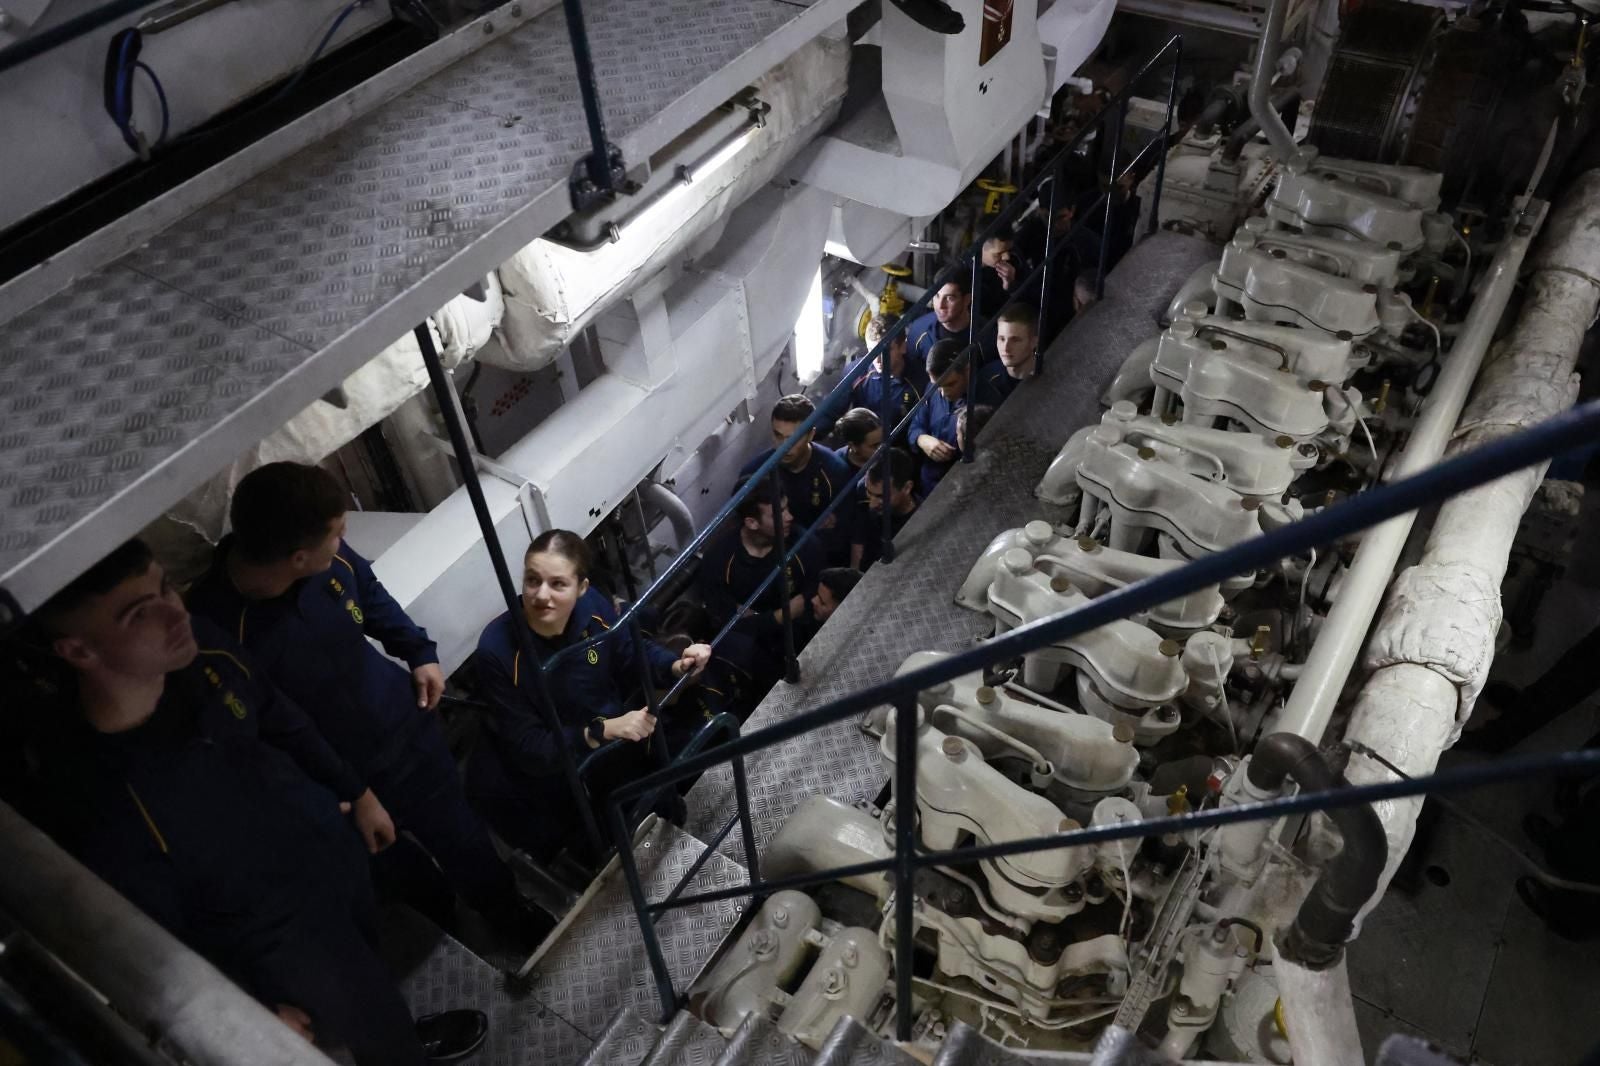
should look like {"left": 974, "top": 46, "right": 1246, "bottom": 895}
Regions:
{"left": 1344, "top": 170, "right": 1600, "bottom": 912}
{"left": 1270, "top": 198, "right": 1546, "bottom": 743}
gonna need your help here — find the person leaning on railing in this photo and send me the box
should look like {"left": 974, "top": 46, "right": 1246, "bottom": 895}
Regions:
{"left": 466, "top": 530, "right": 711, "bottom": 861}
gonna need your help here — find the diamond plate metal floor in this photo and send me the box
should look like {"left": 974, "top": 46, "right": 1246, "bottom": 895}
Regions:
{"left": 524, "top": 818, "right": 750, "bottom": 1044}
{"left": 0, "top": 0, "right": 851, "bottom": 614}
{"left": 682, "top": 232, "right": 1220, "bottom": 852}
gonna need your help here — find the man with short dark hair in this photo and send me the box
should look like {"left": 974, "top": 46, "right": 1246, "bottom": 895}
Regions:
{"left": 738, "top": 394, "right": 851, "bottom": 533}
{"left": 849, "top": 447, "right": 920, "bottom": 572}
{"left": 697, "top": 490, "right": 823, "bottom": 633}
{"left": 908, "top": 341, "right": 1009, "bottom": 495}
{"left": 850, "top": 314, "right": 921, "bottom": 431}
{"left": 187, "top": 462, "right": 537, "bottom": 948}
{"left": 15, "top": 541, "right": 481, "bottom": 1065}
{"left": 907, "top": 276, "right": 975, "bottom": 385}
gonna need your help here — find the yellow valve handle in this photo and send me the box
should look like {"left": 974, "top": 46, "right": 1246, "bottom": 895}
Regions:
{"left": 857, "top": 306, "right": 875, "bottom": 340}
{"left": 881, "top": 263, "right": 914, "bottom": 277}
{"left": 976, "top": 178, "right": 1019, "bottom": 216}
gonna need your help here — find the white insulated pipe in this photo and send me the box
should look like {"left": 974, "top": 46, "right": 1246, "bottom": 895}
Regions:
{"left": 1345, "top": 170, "right": 1600, "bottom": 908}
{"left": 1271, "top": 198, "right": 1548, "bottom": 743}
{"left": 1275, "top": 954, "right": 1366, "bottom": 1066}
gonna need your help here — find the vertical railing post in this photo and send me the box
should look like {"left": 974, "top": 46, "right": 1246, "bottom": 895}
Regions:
{"left": 561, "top": 0, "right": 621, "bottom": 208}
{"left": 412, "top": 324, "right": 602, "bottom": 854}
{"left": 892, "top": 695, "right": 919, "bottom": 1041}
{"left": 1148, "top": 39, "right": 1183, "bottom": 236}
{"left": 770, "top": 469, "right": 800, "bottom": 684}
{"left": 731, "top": 753, "right": 761, "bottom": 884}
{"left": 1096, "top": 98, "right": 1127, "bottom": 301}
{"left": 629, "top": 612, "right": 671, "bottom": 771}
{"left": 877, "top": 340, "right": 899, "bottom": 565}
{"left": 1036, "top": 164, "right": 1063, "bottom": 374}
{"left": 608, "top": 803, "right": 678, "bottom": 1023}
{"left": 963, "top": 254, "right": 981, "bottom": 464}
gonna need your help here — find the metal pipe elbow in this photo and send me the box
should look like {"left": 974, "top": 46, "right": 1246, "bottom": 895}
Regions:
{"left": 1248, "top": 733, "right": 1387, "bottom": 968}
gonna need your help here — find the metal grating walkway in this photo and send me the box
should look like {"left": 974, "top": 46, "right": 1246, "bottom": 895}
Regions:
{"left": 0, "top": 0, "right": 849, "bottom": 616}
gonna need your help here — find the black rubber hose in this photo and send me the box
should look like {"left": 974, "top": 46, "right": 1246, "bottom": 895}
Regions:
{"left": 1247, "top": 733, "right": 1387, "bottom": 968}
{"left": 1221, "top": 89, "right": 1302, "bottom": 164}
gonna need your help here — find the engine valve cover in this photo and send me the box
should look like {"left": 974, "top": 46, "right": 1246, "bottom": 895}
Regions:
{"left": 1075, "top": 430, "right": 1267, "bottom": 558}
{"left": 985, "top": 550, "right": 1189, "bottom": 710}
{"left": 1215, "top": 234, "right": 1380, "bottom": 338}
{"left": 897, "top": 650, "right": 1141, "bottom": 792}
{"left": 1152, "top": 327, "right": 1333, "bottom": 443}
{"left": 1304, "top": 156, "right": 1444, "bottom": 211}
{"left": 959, "top": 520, "right": 1225, "bottom": 635}
{"left": 1170, "top": 304, "right": 1361, "bottom": 386}
{"left": 1238, "top": 218, "right": 1402, "bottom": 288}
{"left": 1264, "top": 163, "right": 1426, "bottom": 253}
{"left": 880, "top": 711, "right": 1093, "bottom": 895}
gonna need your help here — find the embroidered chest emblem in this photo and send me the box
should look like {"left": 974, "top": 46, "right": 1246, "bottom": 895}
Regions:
{"left": 202, "top": 666, "right": 247, "bottom": 719}
{"left": 586, "top": 648, "right": 600, "bottom": 665}
{"left": 345, "top": 599, "right": 364, "bottom": 624}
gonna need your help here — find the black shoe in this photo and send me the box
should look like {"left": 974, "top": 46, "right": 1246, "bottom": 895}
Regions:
{"left": 888, "top": 0, "right": 965, "bottom": 34}
{"left": 416, "top": 1009, "right": 488, "bottom": 1061}
{"left": 1516, "top": 876, "right": 1600, "bottom": 942}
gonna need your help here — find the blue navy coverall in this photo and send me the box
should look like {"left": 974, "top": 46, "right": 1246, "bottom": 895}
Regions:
{"left": 906, "top": 370, "right": 1011, "bottom": 496}
{"left": 737, "top": 444, "right": 851, "bottom": 533}
{"left": 15, "top": 620, "right": 423, "bottom": 1066}
{"left": 843, "top": 483, "right": 919, "bottom": 572}
{"left": 849, "top": 368, "right": 922, "bottom": 433}
{"left": 468, "top": 587, "right": 680, "bottom": 859}
{"left": 187, "top": 537, "right": 515, "bottom": 923}
{"left": 905, "top": 311, "right": 998, "bottom": 385}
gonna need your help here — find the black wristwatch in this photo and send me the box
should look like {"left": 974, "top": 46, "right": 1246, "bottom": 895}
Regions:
{"left": 586, "top": 716, "right": 607, "bottom": 746}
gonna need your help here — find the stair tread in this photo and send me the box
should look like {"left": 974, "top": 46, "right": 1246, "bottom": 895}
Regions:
{"left": 643, "top": 1010, "right": 729, "bottom": 1066}
{"left": 578, "top": 1006, "right": 662, "bottom": 1066}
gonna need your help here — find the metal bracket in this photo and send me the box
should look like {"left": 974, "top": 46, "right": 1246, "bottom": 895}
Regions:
{"left": 570, "top": 142, "right": 627, "bottom": 212}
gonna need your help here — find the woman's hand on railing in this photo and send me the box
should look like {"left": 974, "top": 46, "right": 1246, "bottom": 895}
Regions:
{"left": 606, "top": 708, "right": 657, "bottom": 742}
{"left": 672, "top": 643, "right": 713, "bottom": 680}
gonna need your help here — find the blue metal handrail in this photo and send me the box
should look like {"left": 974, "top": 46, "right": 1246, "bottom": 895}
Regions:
{"left": 602, "top": 396, "right": 1600, "bottom": 1035}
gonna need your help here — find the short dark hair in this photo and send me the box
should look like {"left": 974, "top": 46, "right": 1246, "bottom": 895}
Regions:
{"left": 998, "top": 302, "right": 1039, "bottom": 333}
{"left": 526, "top": 529, "right": 593, "bottom": 580}
{"left": 835, "top": 407, "right": 882, "bottom": 447}
{"left": 229, "top": 462, "right": 347, "bottom": 563}
{"left": 865, "top": 447, "right": 916, "bottom": 490}
{"left": 927, "top": 339, "right": 973, "bottom": 381}
{"left": 958, "top": 404, "right": 997, "bottom": 448}
{"left": 33, "top": 540, "right": 156, "bottom": 638}
{"left": 934, "top": 272, "right": 972, "bottom": 297}
{"left": 772, "top": 394, "right": 815, "bottom": 425}
{"left": 818, "top": 567, "right": 863, "bottom": 602}
{"left": 732, "top": 481, "right": 783, "bottom": 524}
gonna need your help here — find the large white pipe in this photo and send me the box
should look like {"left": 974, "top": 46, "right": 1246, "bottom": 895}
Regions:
{"left": 1345, "top": 171, "right": 1600, "bottom": 905}
{"left": 1274, "top": 954, "right": 1365, "bottom": 1066}
{"left": 1272, "top": 198, "right": 1547, "bottom": 742}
